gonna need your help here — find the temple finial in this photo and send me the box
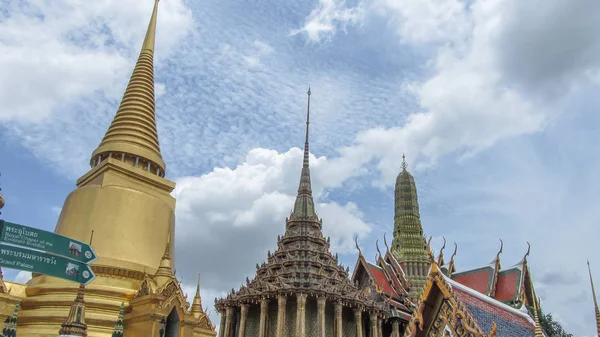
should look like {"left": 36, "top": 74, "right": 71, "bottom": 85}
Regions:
{"left": 303, "top": 87, "right": 311, "bottom": 168}
{"left": 90, "top": 0, "right": 166, "bottom": 175}
{"left": 2, "top": 301, "right": 20, "bottom": 336}
{"left": 190, "top": 274, "right": 203, "bottom": 317}
{"left": 154, "top": 232, "right": 173, "bottom": 283}
{"left": 58, "top": 284, "right": 88, "bottom": 336}
{"left": 383, "top": 233, "right": 390, "bottom": 252}
{"left": 494, "top": 239, "right": 503, "bottom": 261}
{"left": 376, "top": 239, "right": 382, "bottom": 260}
{"left": 447, "top": 242, "right": 458, "bottom": 277}
{"left": 401, "top": 153, "right": 408, "bottom": 170}
{"left": 111, "top": 302, "right": 125, "bottom": 337}
{"left": 354, "top": 236, "right": 363, "bottom": 257}
{"left": 291, "top": 88, "right": 317, "bottom": 220}
{"left": 437, "top": 237, "right": 446, "bottom": 266}
{"left": 524, "top": 241, "right": 531, "bottom": 261}
{"left": 588, "top": 260, "right": 600, "bottom": 336}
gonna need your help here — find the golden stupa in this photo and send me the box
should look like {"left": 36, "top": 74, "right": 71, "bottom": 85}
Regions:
{"left": 0, "top": 1, "right": 216, "bottom": 336}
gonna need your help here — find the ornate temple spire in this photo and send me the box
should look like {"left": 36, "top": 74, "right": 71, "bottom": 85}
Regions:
{"left": 391, "top": 154, "right": 429, "bottom": 300}
{"left": 58, "top": 284, "right": 88, "bottom": 337}
{"left": 291, "top": 87, "right": 317, "bottom": 221}
{"left": 190, "top": 274, "right": 203, "bottom": 317}
{"left": 154, "top": 234, "right": 174, "bottom": 285}
{"left": 2, "top": 301, "right": 20, "bottom": 337}
{"left": 111, "top": 302, "right": 124, "bottom": 337}
{"left": 588, "top": 260, "right": 600, "bottom": 336}
{"left": 90, "top": 0, "right": 166, "bottom": 175}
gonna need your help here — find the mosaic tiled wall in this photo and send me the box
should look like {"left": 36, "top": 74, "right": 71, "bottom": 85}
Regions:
{"left": 284, "top": 297, "right": 297, "bottom": 337}
{"left": 267, "top": 300, "right": 278, "bottom": 337}
{"left": 325, "top": 301, "right": 335, "bottom": 336}
{"left": 245, "top": 304, "right": 260, "bottom": 337}
{"left": 305, "top": 297, "right": 319, "bottom": 336}
{"left": 342, "top": 307, "right": 357, "bottom": 337}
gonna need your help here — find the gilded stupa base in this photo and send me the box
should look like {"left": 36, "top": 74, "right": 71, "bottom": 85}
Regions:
{"left": 17, "top": 273, "right": 138, "bottom": 337}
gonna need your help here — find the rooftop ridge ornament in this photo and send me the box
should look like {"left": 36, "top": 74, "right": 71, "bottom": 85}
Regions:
{"left": 401, "top": 153, "right": 408, "bottom": 171}
{"left": 354, "top": 236, "right": 363, "bottom": 257}
{"left": 523, "top": 241, "right": 531, "bottom": 261}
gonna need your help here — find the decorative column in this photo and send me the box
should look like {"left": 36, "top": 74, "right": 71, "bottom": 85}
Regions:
{"left": 369, "top": 312, "right": 378, "bottom": 337}
{"left": 238, "top": 304, "right": 249, "bottom": 337}
{"left": 219, "top": 310, "right": 227, "bottom": 337}
{"left": 224, "top": 307, "right": 234, "bottom": 337}
{"left": 377, "top": 317, "right": 383, "bottom": 337}
{"left": 392, "top": 320, "right": 400, "bottom": 337}
{"left": 334, "top": 302, "right": 343, "bottom": 337}
{"left": 277, "top": 295, "right": 287, "bottom": 337}
{"left": 296, "top": 293, "right": 307, "bottom": 337}
{"left": 317, "top": 297, "right": 326, "bottom": 337}
{"left": 353, "top": 308, "right": 363, "bottom": 337}
{"left": 259, "top": 298, "right": 269, "bottom": 337}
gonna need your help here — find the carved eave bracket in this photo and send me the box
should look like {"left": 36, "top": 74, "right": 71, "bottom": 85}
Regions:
{"left": 405, "top": 262, "right": 490, "bottom": 337}
{"left": 134, "top": 274, "right": 190, "bottom": 314}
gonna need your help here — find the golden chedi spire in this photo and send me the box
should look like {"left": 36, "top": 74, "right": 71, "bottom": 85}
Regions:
{"left": 90, "top": 0, "right": 166, "bottom": 176}
{"left": 58, "top": 284, "right": 88, "bottom": 337}
{"left": 588, "top": 260, "right": 600, "bottom": 336}
{"left": 190, "top": 274, "right": 203, "bottom": 318}
{"left": 19, "top": 2, "right": 179, "bottom": 336}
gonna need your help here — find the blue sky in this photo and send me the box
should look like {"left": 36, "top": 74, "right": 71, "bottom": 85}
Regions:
{"left": 1, "top": 0, "right": 600, "bottom": 335}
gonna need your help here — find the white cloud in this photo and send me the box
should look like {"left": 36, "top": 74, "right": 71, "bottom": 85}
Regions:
{"left": 297, "top": 0, "right": 600, "bottom": 187}
{"left": 13, "top": 271, "right": 32, "bottom": 284}
{"left": 290, "top": 0, "right": 364, "bottom": 43}
{"left": 173, "top": 146, "right": 372, "bottom": 294}
{"left": 0, "top": 0, "right": 192, "bottom": 123}
{"left": 370, "top": 0, "right": 471, "bottom": 44}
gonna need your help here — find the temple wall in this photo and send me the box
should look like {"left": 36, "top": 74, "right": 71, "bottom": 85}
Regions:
{"left": 267, "top": 300, "right": 278, "bottom": 337}
{"left": 342, "top": 307, "right": 357, "bottom": 337}
{"left": 305, "top": 297, "right": 318, "bottom": 336}
{"left": 284, "top": 297, "right": 297, "bottom": 337}
{"left": 244, "top": 305, "right": 260, "bottom": 337}
{"left": 325, "top": 301, "right": 335, "bottom": 336}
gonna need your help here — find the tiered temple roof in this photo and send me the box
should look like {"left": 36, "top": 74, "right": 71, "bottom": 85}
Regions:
{"left": 404, "top": 240, "right": 545, "bottom": 337}
{"left": 215, "top": 89, "right": 386, "bottom": 313}
{"left": 352, "top": 236, "right": 413, "bottom": 322}
{"left": 215, "top": 89, "right": 388, "bottom": 337}
{"left": 351, "top": 158, "right": 548, "bottom": 336}
{"left": 439, "top": 240, "right": 536, "bottom": 310}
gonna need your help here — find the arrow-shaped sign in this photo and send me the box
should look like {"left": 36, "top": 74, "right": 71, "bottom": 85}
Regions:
{"left": 0, "top": 244, "right": 96, "bottom": 285}
{"left": 0, "top": 221, "right": 97, "bottom": 264}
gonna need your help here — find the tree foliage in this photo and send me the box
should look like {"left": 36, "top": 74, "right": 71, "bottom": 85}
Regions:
{"left": 531, "top": 306, "right": 573, "bottom": 337}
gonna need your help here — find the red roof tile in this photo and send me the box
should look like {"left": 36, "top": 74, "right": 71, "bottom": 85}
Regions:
{"left": 367, "top": 263, "right": 397, "bottom": 297}
{"left": 452, "top": 266, "right": 494, "bottom": 295}
{"left": 451, "top": 281, "right": 534, "bottom": 329}
{"left": 494, "top": 267, "right": 522, "bottom": 303}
